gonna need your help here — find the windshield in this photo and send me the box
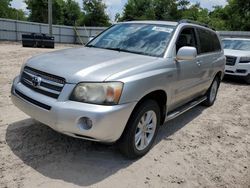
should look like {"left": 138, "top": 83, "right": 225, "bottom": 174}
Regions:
{"left": 222, "top": 39, "right": 250, "bottom": 51}
{"left": 86, "top": 23, "right": 175, "bottom": 57}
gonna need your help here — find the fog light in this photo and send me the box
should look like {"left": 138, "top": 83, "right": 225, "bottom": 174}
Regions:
{"left": 77, "top": 117, "right": 93, "bottom": 130}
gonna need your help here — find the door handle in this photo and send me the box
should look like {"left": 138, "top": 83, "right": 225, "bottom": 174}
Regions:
{"left": 196, "top": 60, "right": 201, "bottom": 67}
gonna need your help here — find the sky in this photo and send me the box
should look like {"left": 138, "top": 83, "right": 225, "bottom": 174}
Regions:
{"left": 11, "top": 0, "right": 228, "bottom": 21}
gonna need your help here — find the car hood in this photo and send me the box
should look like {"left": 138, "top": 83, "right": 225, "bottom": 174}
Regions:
{"left": 25, "top": 47, "right": 160, "bottom": 83}
{"left": 224, "top": 49, "right": 250, "bottom": 57}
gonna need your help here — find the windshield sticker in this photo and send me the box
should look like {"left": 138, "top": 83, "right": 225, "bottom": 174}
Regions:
{"left": 152, "top": 26, "right": 173, "bottom": 33}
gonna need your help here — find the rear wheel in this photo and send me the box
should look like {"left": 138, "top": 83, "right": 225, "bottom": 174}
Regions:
{"left": 118, "top": 100, "right": 160, "bottom": 159}
{"left": 202, "top": 76, "right": 220, "bottom": 106}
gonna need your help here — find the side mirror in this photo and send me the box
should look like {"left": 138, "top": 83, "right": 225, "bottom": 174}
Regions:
{"left": 176, "top": 46, "right": 197, "bottom": 61}
{"left": 88, "top": 37, "right": 94, "bottom": 42}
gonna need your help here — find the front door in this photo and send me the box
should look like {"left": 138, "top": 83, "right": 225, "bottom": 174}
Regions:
{"left": 173, "top": 27, "right": 203, "bottom": 108}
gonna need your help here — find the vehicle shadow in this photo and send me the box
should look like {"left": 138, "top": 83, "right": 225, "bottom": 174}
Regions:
{"left": 6, "top": 118, "right": 133, "bottom": 186}
{"left": 222, "top": 75, "right": 248, "bottom": 85}
{"left": 6, "top": 105, "right": 205, "bottom": 186}
{"left": 156, "top": 105, "right": 205, "bottom": 142}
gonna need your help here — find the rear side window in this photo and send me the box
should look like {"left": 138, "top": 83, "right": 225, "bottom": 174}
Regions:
{"left": 212, "top": 32, "right": 221, "bottom": 51}
{"left": 197, "top": 28, "right": 221, "bottom": 54}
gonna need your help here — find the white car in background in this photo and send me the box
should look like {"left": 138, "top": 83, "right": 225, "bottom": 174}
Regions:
{"left": 222, "top": 38, "right": 250, "bottom": 84}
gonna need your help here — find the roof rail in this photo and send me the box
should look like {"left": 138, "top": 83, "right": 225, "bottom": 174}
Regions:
{"left": 179, "top": 19, "right": 215, "bottom": 31}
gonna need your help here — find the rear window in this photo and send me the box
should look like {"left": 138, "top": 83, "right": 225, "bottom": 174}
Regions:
{"left": 197, "top": 28, "right": 221, "bottom": 54}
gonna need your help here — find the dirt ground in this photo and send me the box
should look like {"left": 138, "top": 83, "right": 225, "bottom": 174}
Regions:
{"left": 0, "top": 42, "right": 249, "bottom": 188}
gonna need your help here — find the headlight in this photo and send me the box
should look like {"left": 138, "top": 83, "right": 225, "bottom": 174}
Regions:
{"left": 240, "top": 57, "right": 250, "bottom": 63}
{"left": 70, "top": 82, "right": 123, "bottom": 105}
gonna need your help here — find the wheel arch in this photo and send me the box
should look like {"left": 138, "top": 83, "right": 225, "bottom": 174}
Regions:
{"left": 214, "top": 71, "right": 223, "bottom": 81}
{"left": 210, "top": 71, "right": 223, "bottom": 88}
{"left": 129, "top": 90, "right": 167, "bottom": 126}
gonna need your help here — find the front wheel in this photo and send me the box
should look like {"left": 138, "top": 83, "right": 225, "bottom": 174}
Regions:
{"left": 245, "top": 74, "right": 250, "bottom": 84}
{"left": 118, "top": 100, "right": 160, "bottom": 159}
{"left": 202, "top": 77, "right": 220, "bottom": 107}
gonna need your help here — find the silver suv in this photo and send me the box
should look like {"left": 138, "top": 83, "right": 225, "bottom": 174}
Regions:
{"left": 11, "top": 20, "right": 225, "bottom": 158}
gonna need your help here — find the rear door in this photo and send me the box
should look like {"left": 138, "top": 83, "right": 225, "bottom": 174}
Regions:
{"left": 195, "top": 28, "right": 222, "bottom": 91}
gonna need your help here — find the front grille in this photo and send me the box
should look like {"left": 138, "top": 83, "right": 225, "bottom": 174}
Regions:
{"left": 21, "top": 66, "right": 65, "bottom": 99}
{"left": 15, "top": 89, "right": 51, "bottom": 110}
{"left": 226, "top": 56, "right": 237, "bottom": 66}
{"left": 225, "top": 70, "right": 234, "bottom": 73}
{"left": 236, "top": 69, "right": 247, "bottom": 73}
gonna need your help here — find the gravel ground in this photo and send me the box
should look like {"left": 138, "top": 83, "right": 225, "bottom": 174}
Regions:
{"left": 0, "top": 42, "right": 249, "bottom": 188}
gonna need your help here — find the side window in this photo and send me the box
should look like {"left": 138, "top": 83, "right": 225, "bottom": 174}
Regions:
{"left": 212, "top": 32, "right": 222, "bottom": 52}
{"left": 197, "top": 29, "right": 211, "bottom": 53}
{"left": 176, "top": 28, "right": 198, "bottom": 53}
{"left": 197, "top": 28, "right": 221, "bottom": 54}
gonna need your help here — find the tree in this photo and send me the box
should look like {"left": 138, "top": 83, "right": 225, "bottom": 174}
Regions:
{"left": 25, "top": 0, "right": 65, "bottom": 24}
{"left": 177, "top": 0, "right": 189, "bottom": 10}
{"left": 62, "top": 0, "right": 81, "bottom": 26}
{"left": 224, "top": 0, "right": 250, "bottom": 30}
{"left": 9, "top": 0, "right": 249, "bottom": 31}
{"left": 8, "top": 8, "right": 27, "bottom": 20}
{"left": 153, "top": 0, "right": 179, "bottom": 20}
{"left": 0, "top": 0, "right": 11, "bottom": 18}
{"left": 25, "top": 0, "right": 47, "bottom": 23}
{"left": 209, "top": 6, "right": 228, "bottom": 30}
{"left": 0, "top": 0, "right": 26, "bottom": 20}
{"left": 52, "top": 0, "right": 65, "bottom": 25}
{"left": 121, "top": 0, "right": 155, "bottom": 21}
{"left": 181, "top": 3, "right": 210, "bottom": 24}
{"left": 82, "top": 0, "right": 110, "bottom": 26}
{"left": 120, "top": 0, "right": 189, "bottom": 21}
{"left": 115, "top": 13, "right": 121, "bottom": 22}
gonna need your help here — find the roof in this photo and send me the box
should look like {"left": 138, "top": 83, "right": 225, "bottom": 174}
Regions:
{"left": 117, "top": 20, "right": 215, "bottom": 32}
{"left": 118, "top": 20, "right": 178, "bottom": 26}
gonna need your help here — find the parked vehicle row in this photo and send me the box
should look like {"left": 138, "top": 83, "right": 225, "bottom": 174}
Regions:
{"left": 11, "top": 19, "right": 241, "bottom": 158}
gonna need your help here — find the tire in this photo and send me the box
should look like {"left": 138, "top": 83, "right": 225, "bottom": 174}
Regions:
{"left": 118, "top": 100, "right": 161, "bottom": 159}
{"left": 245, "top": 75, "right": 250, "bottom": 84}
{"left": 202, "top": 76, "right": 220, "bottom": 107}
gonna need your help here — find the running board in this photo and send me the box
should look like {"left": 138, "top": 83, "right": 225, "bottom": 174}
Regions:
{"left": 165, "top": 96, "right": 207, "bottom": 122}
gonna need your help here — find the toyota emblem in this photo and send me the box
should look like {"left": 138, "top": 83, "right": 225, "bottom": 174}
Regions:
{"left": 31, "top": 76, "right": 42, "bottom": 87}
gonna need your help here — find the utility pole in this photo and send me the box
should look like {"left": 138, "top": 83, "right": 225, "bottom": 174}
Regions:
{"left": 48, "top": 0, "right": 52, "bottom": 36}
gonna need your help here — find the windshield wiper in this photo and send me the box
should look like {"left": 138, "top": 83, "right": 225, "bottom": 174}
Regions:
{"left": 104, "top": 47, "right": 147, "bottom": 55}
{"left": 104, "top": 47, "right": 124, "bottom": 52}
{"left": 86, "top": 44, "right": 98, "bottom": 48}
{"left": 87, "top": 46, "right": 155, "bottom": 57}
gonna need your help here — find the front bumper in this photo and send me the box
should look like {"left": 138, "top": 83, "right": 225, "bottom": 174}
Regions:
{"left": 225, "top": 63, "right": 250, "bottom": 77}
{"left": 11, "top": 76, "right": 136, "bottom": 142}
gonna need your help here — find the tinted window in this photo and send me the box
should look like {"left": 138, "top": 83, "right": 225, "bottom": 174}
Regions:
{"left": 213, "top": 33, "right": 221, "bottom": 51}
{"left": 197, "top": 28, "right": 221, "bottom": 54}
{"left": 176, "top": 28, "right": 198, "bottom": 52}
